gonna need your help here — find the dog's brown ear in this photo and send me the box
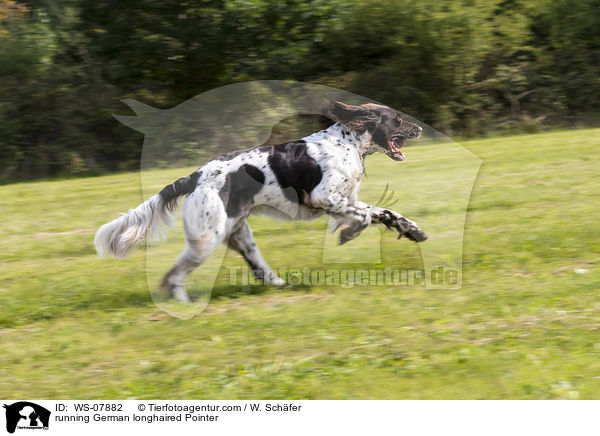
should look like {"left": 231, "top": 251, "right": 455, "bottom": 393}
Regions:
{"left": 325, "top": 101, "right": 378, "bottom": 133}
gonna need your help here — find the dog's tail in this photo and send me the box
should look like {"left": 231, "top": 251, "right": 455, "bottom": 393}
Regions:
{"left": 94, "top": 171, "right": 200, "bottom": 259}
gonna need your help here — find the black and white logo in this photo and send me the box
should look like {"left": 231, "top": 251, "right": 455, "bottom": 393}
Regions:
{"left": 3, "top": 402, "right": 50, "bottom": 434}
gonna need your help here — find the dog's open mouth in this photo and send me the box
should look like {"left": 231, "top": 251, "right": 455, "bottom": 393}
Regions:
{"left": 388, "top": 136, "right": 406, "bottom": 161}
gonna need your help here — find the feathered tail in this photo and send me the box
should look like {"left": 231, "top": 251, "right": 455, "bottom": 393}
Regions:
{"left": 94, "top": 170, "right": 200, "bottom": 259}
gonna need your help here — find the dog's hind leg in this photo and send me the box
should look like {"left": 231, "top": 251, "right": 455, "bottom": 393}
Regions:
{"left": 161, "top": 189, "right": 228, "bottom": 302}
{"left": 228, "top": 219, "right": 285, "bottom": 285}
{"left": 161, "top": 232, "right": 223, "bottom": 302}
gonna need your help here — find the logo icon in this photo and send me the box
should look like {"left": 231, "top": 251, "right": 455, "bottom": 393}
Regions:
{"left": 3, "top": 402, "right": 50, "bottom": 434}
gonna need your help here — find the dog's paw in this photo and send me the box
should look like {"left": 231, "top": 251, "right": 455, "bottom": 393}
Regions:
{"left": 171, "top": 285, "right": 193, "bottom": 303}
{"left": 339, "top": 222, "right": 368, "bottom": 245}
{"left": 161, "top": 279, "right": 193, "bottom": 302}
{"left": 339, "top": 228, "right": 356, "bottom": 245}
{"left": 267, "top": 277, "right": 286, "bottom": 286}
{"left": 395, "top": 217, "right": 427, "bottom": 243}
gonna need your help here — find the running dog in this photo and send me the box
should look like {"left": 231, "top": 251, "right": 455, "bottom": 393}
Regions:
{"left": 94, "top": 101, "right": 427, "bottom": 302}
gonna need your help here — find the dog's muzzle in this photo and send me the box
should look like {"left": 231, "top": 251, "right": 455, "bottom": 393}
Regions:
{"left": 387, "top": 123, "right": 422, "bottom": 161}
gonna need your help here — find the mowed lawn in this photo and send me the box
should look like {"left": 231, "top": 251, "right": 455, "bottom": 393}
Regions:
{"left": 1, "top": 129, "right": 599, "bottom": 399}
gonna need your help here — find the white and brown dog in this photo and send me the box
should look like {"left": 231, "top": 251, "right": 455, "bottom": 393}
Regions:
{"left": 95, "top": 101, "right": 427, "bottom": 302}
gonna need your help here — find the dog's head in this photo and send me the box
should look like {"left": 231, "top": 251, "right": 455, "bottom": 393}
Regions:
{"left": 326, "top": 101, "right": 422, "bottom": 161}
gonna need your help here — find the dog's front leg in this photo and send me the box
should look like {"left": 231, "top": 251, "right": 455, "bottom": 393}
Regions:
{"left": 312, "top": 194, "right": 427, "bottom": 244}
{"left": 310, "top": 193, "right": 373, "bottom": 244}
{"left": 366, "top": 204, "right": 427, "bottom": 242}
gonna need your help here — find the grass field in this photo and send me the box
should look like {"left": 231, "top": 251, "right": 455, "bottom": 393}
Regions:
{"left": 1, "top": 129, "right": 599, "bottom": 399}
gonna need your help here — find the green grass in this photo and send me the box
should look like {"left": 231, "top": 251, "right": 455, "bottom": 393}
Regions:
{"left": 1, "top": 128, "right": 599, "bottom": 399}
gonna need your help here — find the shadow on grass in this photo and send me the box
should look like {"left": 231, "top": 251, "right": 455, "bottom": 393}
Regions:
{"left": 197, "top": 282, "right": 313, "bottom": 301}
{"left": 0, "top": 288, "right": 155, "bottom": 329}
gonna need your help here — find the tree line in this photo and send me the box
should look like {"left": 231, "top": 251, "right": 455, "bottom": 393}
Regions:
{"left": 1, "top": 0, "right": 598, "bottom": 179}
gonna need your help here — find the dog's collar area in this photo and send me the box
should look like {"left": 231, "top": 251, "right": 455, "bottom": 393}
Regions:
{"left": 319, "top": 123, "right": 373, "bottom": 150}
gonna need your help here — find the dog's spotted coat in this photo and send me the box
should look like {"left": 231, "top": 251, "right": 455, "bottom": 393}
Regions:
{"left": 94, "top": 102, "right": 427, "bottom": 302}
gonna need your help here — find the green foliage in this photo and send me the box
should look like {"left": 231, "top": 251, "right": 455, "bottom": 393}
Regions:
{"left": 1, "top": 0, "right": 599, "bottom": 179}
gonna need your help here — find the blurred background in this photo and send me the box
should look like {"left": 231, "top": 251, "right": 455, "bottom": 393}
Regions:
{"left": 1, "top": 0, "right": 599, "bottom": 180}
